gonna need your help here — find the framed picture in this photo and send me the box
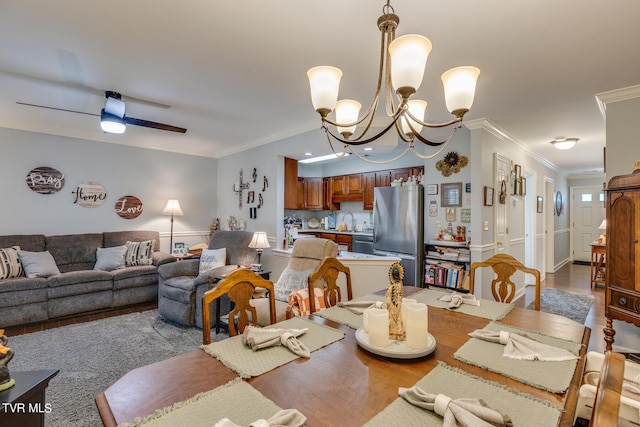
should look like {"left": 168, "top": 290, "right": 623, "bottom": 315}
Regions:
{"left": 426, "top": 184, "right": 438, "bottom": 195}
{"left": 484, "top": 186, "right": 494, "bottom": 206}
{"left": 441, "top": 183, "right": 462, "bottom": 207}
{"left": 172, "top": 242, "right": 187, "bottom": 255}
{"left": 537, "top": 196, "right": 543, "bottom": 213}
{"left": 445, "top": 207, "right": 456, "bottom": 221}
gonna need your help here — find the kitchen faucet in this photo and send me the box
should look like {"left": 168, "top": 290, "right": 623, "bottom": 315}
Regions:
{"left": 343, "top": 212, "right": 356, "bottom": 231}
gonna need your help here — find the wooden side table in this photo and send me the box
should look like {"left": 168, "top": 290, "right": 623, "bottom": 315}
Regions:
{"left": 590, "top": 243, "right": 606, "bottom": 288}
{"left": 0, "top": 369, "right": 59, "bottom": 427}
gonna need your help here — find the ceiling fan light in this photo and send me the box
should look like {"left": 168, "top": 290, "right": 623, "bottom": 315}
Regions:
{"left": 335, "top": 99, "right": 361, "bottom": 137}
{"left": 401, "top": 99, "right": 428, "bottom": 136}
{"left": 307, "top": 66, "right": 343, "bottom": 116}
{"left": 389, "top": 34, "right": 432, "bottom": 96}
{"left": 550, "top": 137, "right": 578, "bottom": 150}
{"left": 441, "top": 66, "right": 480, "bottom": 116}
{"left": 100, "top": 109, "right": 126, "bottom": 134}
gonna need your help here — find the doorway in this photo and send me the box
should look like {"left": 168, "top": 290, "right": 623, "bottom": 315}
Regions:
{"left": 571, "top": 185, "right": 606, "bottom": 262}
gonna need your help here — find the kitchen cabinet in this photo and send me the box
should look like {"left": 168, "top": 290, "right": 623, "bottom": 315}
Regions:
{"left": 303, "top": 177, "right": 323, "bottom": 210}
{"left": 605, "top": 167, "right": 640, "bottom": 350}
{"left": 363, "top": 172, "right": 375, "bottom": 210}
{"left": 284, "top": 157, "right": 299, "bottom": 209}
{"left": 375, "top": 171, "right": 392, "bottom": 187}
{"left": 331, "top": 174, "right": 364, "bottom": 202}
{"left": 296, "top": 178, "right": 304, "bottom": 209}
{"left": 336, "top": 234, "right": 353, "bottom": 252}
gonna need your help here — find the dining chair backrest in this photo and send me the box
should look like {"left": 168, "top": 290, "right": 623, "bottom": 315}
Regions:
{"left": 307, "top": 256, "right": 353, "bottom": 313}
{"left": 469, "top": 253, "right": 541, "bottom": 310}
{"left": 590, "top": 351, "right": 626, "bottom": 426}
{"left": 202, "top": 269, "right": 276, "bottom": 344}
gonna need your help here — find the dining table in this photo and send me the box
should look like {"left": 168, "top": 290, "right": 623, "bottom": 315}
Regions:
{"left": 95, "top": 286, "right": 590, "bottom": 426}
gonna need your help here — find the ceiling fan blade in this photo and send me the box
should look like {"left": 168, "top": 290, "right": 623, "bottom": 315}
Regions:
{"left": 2, "top": 69, "right": 171, "bottom": 109}
{"left": 16, "top": 101, "right": 98, "bottom": 117}
{"left": 125, "top": 117, "right": 187, "bottom": 134}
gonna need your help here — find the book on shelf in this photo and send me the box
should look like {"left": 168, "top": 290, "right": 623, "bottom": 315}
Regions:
{"left": 424, "top": 262, "right": 466, "bottom": 290}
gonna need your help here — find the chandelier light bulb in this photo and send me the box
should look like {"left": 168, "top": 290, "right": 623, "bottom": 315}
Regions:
{"left": 307, "top": 66, "right": 343, "bottom": 116}
{"left": 335, "top": 99, "right": 362, "bottom": 137}
{"left": 401, "top": 99, "right": 428, "bottom": 136}
{"left": 388, "top": 34, "right": 432, "bottom": 98}
{"left": 441, "top": 66, "right": 480, "bottom": 117}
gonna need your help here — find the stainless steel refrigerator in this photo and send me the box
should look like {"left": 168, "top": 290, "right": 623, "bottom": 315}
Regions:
{"left": 373, "top": 185, "right": 425, "bottom": 286}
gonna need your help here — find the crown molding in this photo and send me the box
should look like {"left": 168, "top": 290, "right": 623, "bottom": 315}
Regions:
{"left": 595, "top": 84, "right": 640, "bottom": 120}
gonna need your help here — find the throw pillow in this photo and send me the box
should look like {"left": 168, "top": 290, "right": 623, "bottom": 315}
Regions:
{"left": 18, "top": 250, "right": 61, "bottom": 278}
{"left": 274, "top": 267, "right": 314, "bottom": 302}
{"left": 199, "top": 248, "right": 227, "bottom": 275}
{"left": 125, "top": 240, "right": 155, "bottom": 266}
{"left": 0, "top": 246, "right": 24, "bottom": 280}
{"left": 94, "top": 245, "right": 127, "bottom": 271}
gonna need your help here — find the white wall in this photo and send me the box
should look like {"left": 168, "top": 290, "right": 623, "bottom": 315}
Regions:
{"left": 0, "top": 128, "right": 218, "bottom": 252}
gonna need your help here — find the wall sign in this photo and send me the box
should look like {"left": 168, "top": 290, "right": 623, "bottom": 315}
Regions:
{"left": 114, "top": 195, "right": 144, "bottom": 219}
{"left": 25, "top": 166, "right": 65, "bottom": 194}
{"left": 72, "top": 182, "right": 107, "bottom": 207}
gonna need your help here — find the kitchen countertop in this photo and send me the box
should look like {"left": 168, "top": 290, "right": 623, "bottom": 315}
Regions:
{"left": 297, "top": 229, "right": 373, "bottom": 237}
{"left": 272, "top": 248, "right": 396, "bottom": 261}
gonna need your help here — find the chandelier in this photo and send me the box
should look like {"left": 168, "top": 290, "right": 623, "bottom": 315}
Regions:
{"left": 307, "top": 1, "right": 480, "bottom": 164}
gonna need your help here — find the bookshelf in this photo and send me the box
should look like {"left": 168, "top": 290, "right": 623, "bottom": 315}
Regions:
{"left": 424, "top": 242, "right": 470, "bottom": 292}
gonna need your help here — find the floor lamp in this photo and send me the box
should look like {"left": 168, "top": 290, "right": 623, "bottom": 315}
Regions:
{"left": 162, "top": 199, "right": 184, "bottom": 253}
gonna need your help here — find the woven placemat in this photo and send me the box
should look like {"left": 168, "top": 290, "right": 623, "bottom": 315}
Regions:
{"left": 118, "top": 378, "right": 284, "bottom": 427}
{"left": 453, "top": 321, "right": 582, "bottom": 393}
{"left": 314, "top": 294, "right": 386, "bottom": 329}
{"left": 200, "top": 317, "right": 345, "bottom": 378}
{"left": 411, "top": 288, "right": 514, "bottom": 320}
{"left": 364, "top": 361, "right": 562, "bottom": 427}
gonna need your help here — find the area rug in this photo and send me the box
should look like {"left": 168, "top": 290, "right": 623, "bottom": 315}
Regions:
{"left": 6, "top": 310, "right": 227, "bottom": 427}
{"left": 527, "top": 288, "right": 594, "bottom": 324}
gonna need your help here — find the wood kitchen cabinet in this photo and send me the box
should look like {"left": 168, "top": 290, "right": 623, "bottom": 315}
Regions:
{"left": 336, "top": 234, "right": 353, "bottom": 252}
{"left": 375, "top": 171, "right": 392, "bottom": 187}
{"left": 605, "top": 167, "right": 640, "bottom": 350}
{"left": 331, "top": 174, "right": 364, "bottom": 202}
{"left": 284, "top": 157, "right": 299, "bottom": 209}
{"left": 303, "top": 177, "right": 323, "bottom": 210}
{"left": 363, "top": 172, "right": 375, "bottom": 210}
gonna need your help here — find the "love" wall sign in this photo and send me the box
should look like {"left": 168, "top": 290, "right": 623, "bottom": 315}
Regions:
{"left": 114, "top": 195, "right": 144, "bottom": 219}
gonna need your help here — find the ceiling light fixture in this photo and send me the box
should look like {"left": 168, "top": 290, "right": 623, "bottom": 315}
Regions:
{"left": 100, "top": 92, "right": 126, "bottom": 134}
{"left": 307, "top": 0, "right": 480, "bottom": 164}
{"left": 550, "top": 137, "right": 578, "bottom": 150}
{"left": 299, "top": 152, "right": 349, "bottom": 164}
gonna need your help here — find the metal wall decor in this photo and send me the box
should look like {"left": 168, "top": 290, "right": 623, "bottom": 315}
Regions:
{"left": 555, "top": 191, "right": 563, "bottom": 216}
{"left": 233, "top": 167, "right": 269, "bottom": 217}
{"left": 232, "top": 169, "right": 250, "bottom": 209}
{"left": 436, "top": 152, "right": 468, "bottom": 177}
{"left": 72, "top": 182, "right": 107, "bottom": 207}
{"left": 114, "top": 195, "right": 143, "bottom": 219}
{"left": 25, "top": 166, "right": 65, "bottom": 194}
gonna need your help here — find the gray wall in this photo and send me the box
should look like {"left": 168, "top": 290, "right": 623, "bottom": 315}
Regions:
{"left": 0, "top": 128, "right": 217, "bottom": 251}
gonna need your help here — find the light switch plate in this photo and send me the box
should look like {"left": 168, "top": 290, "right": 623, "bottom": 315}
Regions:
{"left": 483, "top": 221, "right": 489, "bottom": 231}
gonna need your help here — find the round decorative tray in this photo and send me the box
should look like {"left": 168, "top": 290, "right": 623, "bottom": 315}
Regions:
{"left": 307, "top": 218, "right": 320, "bottom": 229}
{"left": 355, "top": 327, "right": 436, "bottom": 359}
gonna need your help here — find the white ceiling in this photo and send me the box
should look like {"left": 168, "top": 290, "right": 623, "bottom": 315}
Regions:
{"left": 1, "top": 1, "right": 639, "bottom": 175}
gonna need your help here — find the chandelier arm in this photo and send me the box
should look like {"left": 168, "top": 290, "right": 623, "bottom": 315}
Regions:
{"left": 394, "top": 119, "right": 414, "bottom": 143}
{"left": 321, "top": 92, "right": 380, "bottom": 129}
{"left": 404, "top": 109, "right": 464, "bottom": 129}
{"left": 411, "top": 125, "right": 460, "bottom": 148}
{"left": 323, "top": 112, "right": 402, "bottom": 146}
{"left": 324, "top": 133, "right": 352, "bottom": 159}
{"left": 344, "top": 144, "right": 414, "bottom": 165}
{"left": 384, "top": 29, "right": 398, "bottom": 117}
{"left": 409, "top": 140, "right": 454, "bottom": 160}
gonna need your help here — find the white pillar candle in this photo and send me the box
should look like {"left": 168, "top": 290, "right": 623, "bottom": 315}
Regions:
{"left": 368, "top": 308, "right": 389, "bottom": 348}
{"left": 363, "top": 308, "right": 370, "bottom": 333}
{"left": 401, "top": 298, "right": 417, "bottom": 326}
{"left": 405, "top": 303, "right": 429, "bottom": 350}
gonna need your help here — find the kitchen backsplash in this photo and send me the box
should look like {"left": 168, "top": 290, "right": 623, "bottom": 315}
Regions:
{"left": 285, "top": 202, "right": 374, "bottom": 232}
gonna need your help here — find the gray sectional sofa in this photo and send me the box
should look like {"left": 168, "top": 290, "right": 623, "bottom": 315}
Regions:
{"left": 0, "top": 230, "right": 176, "bottom": 327}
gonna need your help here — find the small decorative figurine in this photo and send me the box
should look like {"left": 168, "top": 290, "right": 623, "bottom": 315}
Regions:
{"left": 386, "top": 262, "right": 406, "bottom": 341}
{"left": 0, "top": 329, "right": 15, "bottom": 392}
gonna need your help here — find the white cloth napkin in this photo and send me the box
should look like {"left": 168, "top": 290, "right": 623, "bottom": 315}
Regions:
{"left": 438, "top": 292, "right": 480, "bottom": 308}
{"left": 243, "top": 325, "right": 310, "bottom": 358}
{"left": 399, "top": 386, "right": 513, "bottom": 427}
{"left": 337, "top": 300, "right": 384, "bottom": 314}
{"left": 213, "top": 409, "right": 306, "bottom": 427}
{"left": 469, "top": 329, "right": 578, "bottom": 361}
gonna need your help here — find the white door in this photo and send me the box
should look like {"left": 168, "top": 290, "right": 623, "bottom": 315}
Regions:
{"left": 571, "top": 185, "right": 606, "bottom": 262}
{"left": 494, "top": 153, "right": 511, "bottom": 254}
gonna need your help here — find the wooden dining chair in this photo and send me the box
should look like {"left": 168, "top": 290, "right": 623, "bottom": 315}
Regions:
{"left": 201, "top": 269, "right": 276, "bottom": 344}
{"left": 468, "top": 253, "right": 541, "bottom": 310}
{"left": 590, "top": 351, "right": 626, "bottom": 426}
{"left": 307, "top": 256, "right": 353, "bottom": 314}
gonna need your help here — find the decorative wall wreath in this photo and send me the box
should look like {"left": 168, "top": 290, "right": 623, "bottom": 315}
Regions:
{"left": 436, "top": 151, "right": 469, "bottom": 177}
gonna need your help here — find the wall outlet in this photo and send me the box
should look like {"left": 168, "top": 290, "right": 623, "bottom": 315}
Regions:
{"left": 435, "top": 220, "right": 442, "bottom": 229}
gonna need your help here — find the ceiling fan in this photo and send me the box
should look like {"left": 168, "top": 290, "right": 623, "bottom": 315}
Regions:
{"left": 17, "top": 91, "right": 187, "bottom": 134}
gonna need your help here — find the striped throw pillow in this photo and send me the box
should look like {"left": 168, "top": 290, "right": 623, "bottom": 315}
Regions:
{"left": 125, "top": 240, "right": 155, "bottom": 266}
{"left": 0, "top": 246, "right": 23, "bottom": 280}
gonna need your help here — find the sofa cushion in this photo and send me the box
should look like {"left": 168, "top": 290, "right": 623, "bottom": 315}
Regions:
{"left": 125, "top": 240, "right": 155, "bottom": 266}
{"left": 199, "top": 248, "right": 226, "bottom": 274}
{"left": 0, "top": 277, "right": 48, "bottom": 308}
{"left": 94, "top": 245, "right": 127, "bottom": 271}
{"left": 47, "top": 271, "right": 113, "bottom": 298}
{"left": 18, "top": 250, "right": 61, "bottom": 278}
{"left": 46, "top": 233, "right": 103, "bottom": 272}
{"left": 103, "top": 230, "right": 161, "bottom": 251}
{"left": 111, "top": 265, "right": 157, "bottom": 290}
{"left": 0, "top": 246, "right": 23, "bottom": 280}
{"left": 0, "top": 235, "right": 45, "bottom": 252}
{"left": 209, "top": 231, "right": 257, "bottom": 266}
{"left": 0, "top": 276, "right": 48, "bottom": 294}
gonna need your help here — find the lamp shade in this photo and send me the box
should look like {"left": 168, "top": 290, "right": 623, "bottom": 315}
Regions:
{"left": 307, "top": 66, "right": 343, "bottom": 113}
{"left": 249, "top": 232, "right": 271, "bottom": 250}
{"left": 389, "top": 34, "right": 432, "bottom": 95}
{"left": 599, "top": 219, "right": 607, "bottom": 230}
{"left": 162, "top": 199, "right": 184, "bottom": 216}
{"left": 401, "top": 99, "right": 428, "bottom": 136}
{"left": 441, "top": 66, "right": 480, "bottom": 115}
{"left": 335, "top": 99, "right": 361, "bottom": 136}
{"left": 100, "top": 109, "right": 126, "bottom": 134}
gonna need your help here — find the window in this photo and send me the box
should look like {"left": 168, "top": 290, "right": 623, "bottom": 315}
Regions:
{"left": 581, "top": 194, "right": 592, "bottom": 202}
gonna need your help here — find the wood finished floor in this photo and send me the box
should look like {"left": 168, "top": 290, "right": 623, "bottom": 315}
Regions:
{"left": 5, "top": 263, "right": 607, "bottom": 351}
